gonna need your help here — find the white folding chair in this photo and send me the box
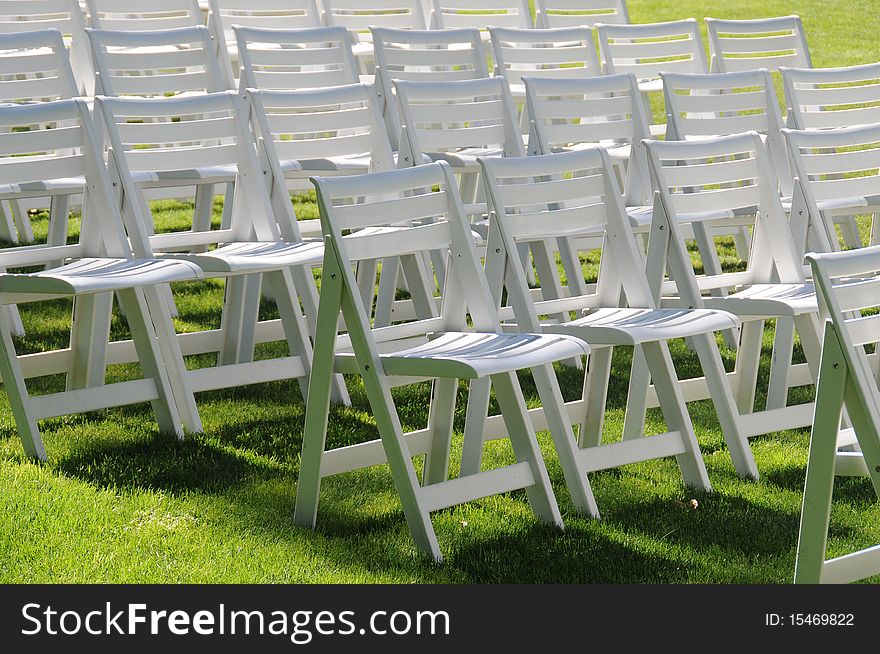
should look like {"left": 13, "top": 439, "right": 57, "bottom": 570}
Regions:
{"left": 596, "top": 19, "right": 707, "bottom": 137}
{"left": 294, "top": 161, "right": 591, "bottom": 561}
{"left": 87, "top": 25, "right": 236, "bottom": 249}
{"left": 428, "top": 0, "right": 532, "bottom": 32}
{"left": 0, "top": 0, "right": 93, "bottom": 94}
{"left": 235, "top": 25, "right": 360, "bottom": 93}
{"left": 320, "top": 0, "right": 426, "bottom": 75}
{"left": 467, "top": 149, "right": 744, "bottom": 504}
{"left": 97, "top": 90, "right": 349, "bottom": 412}
{"left": 661, "top": 68, "right": 791, "bottom": 346}
{"left": 0, "top": 29, "right": 81, "bottom": 248}
{"left": 372, "top": 26, "right": 488, "bottom": 152}
{"left": 394, "top": 76, "right": 523, "bottom": 216}
{"left": 706, "top": 15, "right": 811, "bottom": 74}
{"left": 488, "top": 26, "right": 601, "bottom": 133}
{"left": 795, "top": 246, "right": 880, "bottom": 583}
{"left": 247, "top": 83, "right": 394, "bottom": 238}
{"left": 0, "top": 98, "right": 204, "bottom": 460}
{"left": 783, "top": 122, "right": 880, "bottom": 258}
{"left": 534, "top": 0, "right": 628, "bottom": 29}
{"left": 207, "top": 0, "right": 323, "bottom": 85}
{"left": 636, "top": 131, "right": 824, "bottom": 479}
{"left": 783, "top": 62, "right": 880, "bottom": 132}
{"left": 524, "top": 73, "right": 652, "bottom": 218}
{"left": 782, "top": 62, "right": 880, "bottom": 251}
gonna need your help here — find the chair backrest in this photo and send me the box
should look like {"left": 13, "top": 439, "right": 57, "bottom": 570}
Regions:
{"left": 0, "top": 98, "right": 130, "bottom": 266}
{"left": 87, "top": 25, "right": 229, "bottom": 97}
{"left": 480, "top": 147, "right": 657, "bottom": 324}
{"left": 782, "top": 122, "right": 880, "bottom": 256}
{"left": 661, "top": 69, "right": 791, "bottom": 196}
{"left": 534, "top": 0, "right": 628, "bottom": 29}
{"left": 782, "top": 62, "right": 880, "bottom": 130}
{"left": 312, "top": 161, "right": 501, "bottom": 339}
{"left": 0, "top": 29, "right": 79, "bottom": 103}
{"left": 596, "top": 19, "right": 707, "bottom": 81}
{"left": 0, "top": 0, "right": 93, "bottom": 94}
{"left": 524, "top": 73, "right": 651, "bottom": 206}
{"left": 394, "top": 75, "right": 523, "bottom": 167}
{"left": 96, "top": 91, "right": 286, "bottom": 255}
{"left": 799, "top": 244, "right": 880, "bottom": 584}
{"left": 84, "top": 0, "right": 203, "bottom": 30}
{"left": 207, "top": 0, "right": 323, "bottom": 84}
{"left": 644, "top": 131, "right": 805, "bottom": 300}
{"left": 321, "top": 0, "right": 426, "bottom": 43}
{"left": 428, "top": 0, "right": 532, "bottom": 31}
{"left": 235, "top": 25, "right": 360, "bottom": 92}
{"left": 489, "top": 26, "right": 601, "bottom": 87}
{"left": 248, "top": 83, "right": 394, "bottom": 234}
{"left": 706, "top": 15, "right": 811, "bottom": 74}
{"left": 372, "top": 26, "right": 488, "bottom": 149}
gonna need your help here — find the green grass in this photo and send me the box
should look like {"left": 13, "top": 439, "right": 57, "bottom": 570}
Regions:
{"left": 3, "top": 0, "right": 880, "bottom": 583}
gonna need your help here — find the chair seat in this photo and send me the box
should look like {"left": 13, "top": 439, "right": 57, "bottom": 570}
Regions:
{"left": 542, "top": 307, "right": 741, "bottom": 346}
{"left": 702, "top": 283, "right": 817, "bottom": 317}
{"left": 159, "top": 240, "right": 325, "bottom": 273}
{"left": 131, "top": 164, "right": 238, "bottom": 186}
{"left": 280, "top": 155, "right": 371, "bottom": 175}
{"left": 781, "top": 194, "right": 880, "bottom": 214}
{"left": 379, "top": 331, "right": 591, "bottom": 379}
{"left": 426, "top": 147, "right": 504, "bottom": 170}
{"left": 0, "top": 177, "right": 85, "bottom": 198}
{"left": 0, "top": 257, "right": 203, "bottom": 296}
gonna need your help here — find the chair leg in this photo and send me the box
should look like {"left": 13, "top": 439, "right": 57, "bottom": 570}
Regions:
{"left": 0, "top": 201, "right": 18, "bottom": 244}
{"left": 66, "top": 292, "right": 113, "bottom": 392}
{"left": 622, "top": 345, "right": 651, "bottom": 441}
{"left": 8, "top": 199, "right": 34, "bottom": 244}
{"left": 692, "top": 221, "right": 739, "bottom": 349}
{"left": 690, "top": 331, "right": 759, "bottom": 479}
{"left": 734, "top": 319, "right": 764, "bottom": 415}
{"left": 530, "top": 363, "right": 599, "bottom": 517}
{"left": 374, "top": 257, "right": 401, "bottom": 327}
{"left": 289, "top": 263, "right": 350, "bottom": 405}
{"left": 767, "top": 316, "right": 796, "bottom": 410}
{"left": 0, "top": 312, "right": 45, "bottom": 459}
{"left": 460, "top": 377, "right": 492, "bottom": 476}
{"left": 192, "top": 183, "right": 215, "bottom": 254}
{"left": 490, "top": 370, "right": 564, "bottom": 528}
{"left": 264, "top": 268, "right": 315, "bottom": 401}
{"left": 218, "top": 273, "right": 253, "bottom": 367}
{"left": 46, "top": 194, "right": 71, "bottom": 269}
{"left": 642, "top": 340, "right": 711, "bottom": 492}
{"left": 423, "top": 377, "right": 458, "bottom": 486}
{"left": 141, "top": 284, "right": 203, "bottom": 434}
{"left": 115, "top": 288, "right": 183, "bottom": 437}
{"left": 579, "top": 347, "right": 613, "bottom": 448}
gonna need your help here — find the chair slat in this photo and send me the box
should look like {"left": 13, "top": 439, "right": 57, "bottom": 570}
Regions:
{"left": 342, "top": 220, "right": 452, "bottom": 260}
{"left": 497, "top": 173, "right": 605, "bottom": 207}
{"left": 669, "top": 184, "right": 760, "bottom": 215}
{"left": 0, "top": 154, "right": 84, "bottom": 185}
{"left": 810, "top": 175, "right": 880, "bottom": 203}
{"left": 678, "top": 114, "right": 769, "bottom": 136}
{"left": 265, "top": 105, "right": 370, "bottom": 134}
{"left": 799, "top": 147, "right": 880, "bottom": 177}
{"left": 115, "top": 116, "right": 237, "bottom": 145}
{"left": 416, "top": 124, "right": 506, "bottom": 149}
{"left": 0, "top": 124, "right": 82, "bottom": 156}
{"left": 409, "top": 99, "right": 502, "bottom": 124}
{"left": 274, "top": 133, "right": 372, "bottom": 160}
{"left": 676, "top": 90, "right": 768, "bottom": 113}
{"left": 505, "top": 202, "right": 607, "bottom": 238}
{"left": 123, "top": 143, "right": 238, "bottom": 172}
{"left": 715, "top": 33, "right": 800, "bottom": 54}
{"left": 333, "top": 192, "right": 449, "bottom": 229}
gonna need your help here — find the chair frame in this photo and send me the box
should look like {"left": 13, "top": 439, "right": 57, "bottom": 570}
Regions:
{"left": 296, "top": 161, "right": 593, "bottom": 561}
{"left": 0, "top": 98, "right": 204, "bottom": 460}
{"left": 639, "top": 131, "right": 824, "bottom": 479}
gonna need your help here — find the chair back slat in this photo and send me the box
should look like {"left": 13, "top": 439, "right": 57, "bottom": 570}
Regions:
{"left": 87, "top": 26, "right": 229, "bottom": 97}
{"left": 534, "top": 0, "right": 628, "bottom": 29}
{"left": 783, "top": 63, "right": 880, "bottom": 130}
{"left": 489, "top": 26, "right": 600, "bottom": 86}
{"left": 85, "top": 0, "right": 203, "bottom": 31}
{"left": 706, "top": 15, "right": 811, "bottom": 73}
{"left": 597, "top": 19, "right": 707, "bottom": 80}
{"left": 429, "top": 0, "right": 532, "bottom": 30}
{"left": 235, "top": 25, "right": 359, "bottom": 91}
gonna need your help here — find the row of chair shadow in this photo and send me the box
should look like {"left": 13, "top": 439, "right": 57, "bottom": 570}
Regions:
{"left": 1, "top": 16, "right": 879, "bottom": 579}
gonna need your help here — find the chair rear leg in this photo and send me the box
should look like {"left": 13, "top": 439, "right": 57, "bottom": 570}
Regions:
{"left": 491, "top": 370, "right": 564, "bottom": 527}
{"left": 0, "top": 313, "right": 44, "bottom": 459}
{"left": 642, "top": 340, "right": 711, "bottom": 491}
{"left": 423, "top": 377, "right": 458, "bottom": 486}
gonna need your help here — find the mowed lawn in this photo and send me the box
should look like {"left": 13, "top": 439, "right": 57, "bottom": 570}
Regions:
{"left": 2, "top": 0, "right": 880, "bottom": 584}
